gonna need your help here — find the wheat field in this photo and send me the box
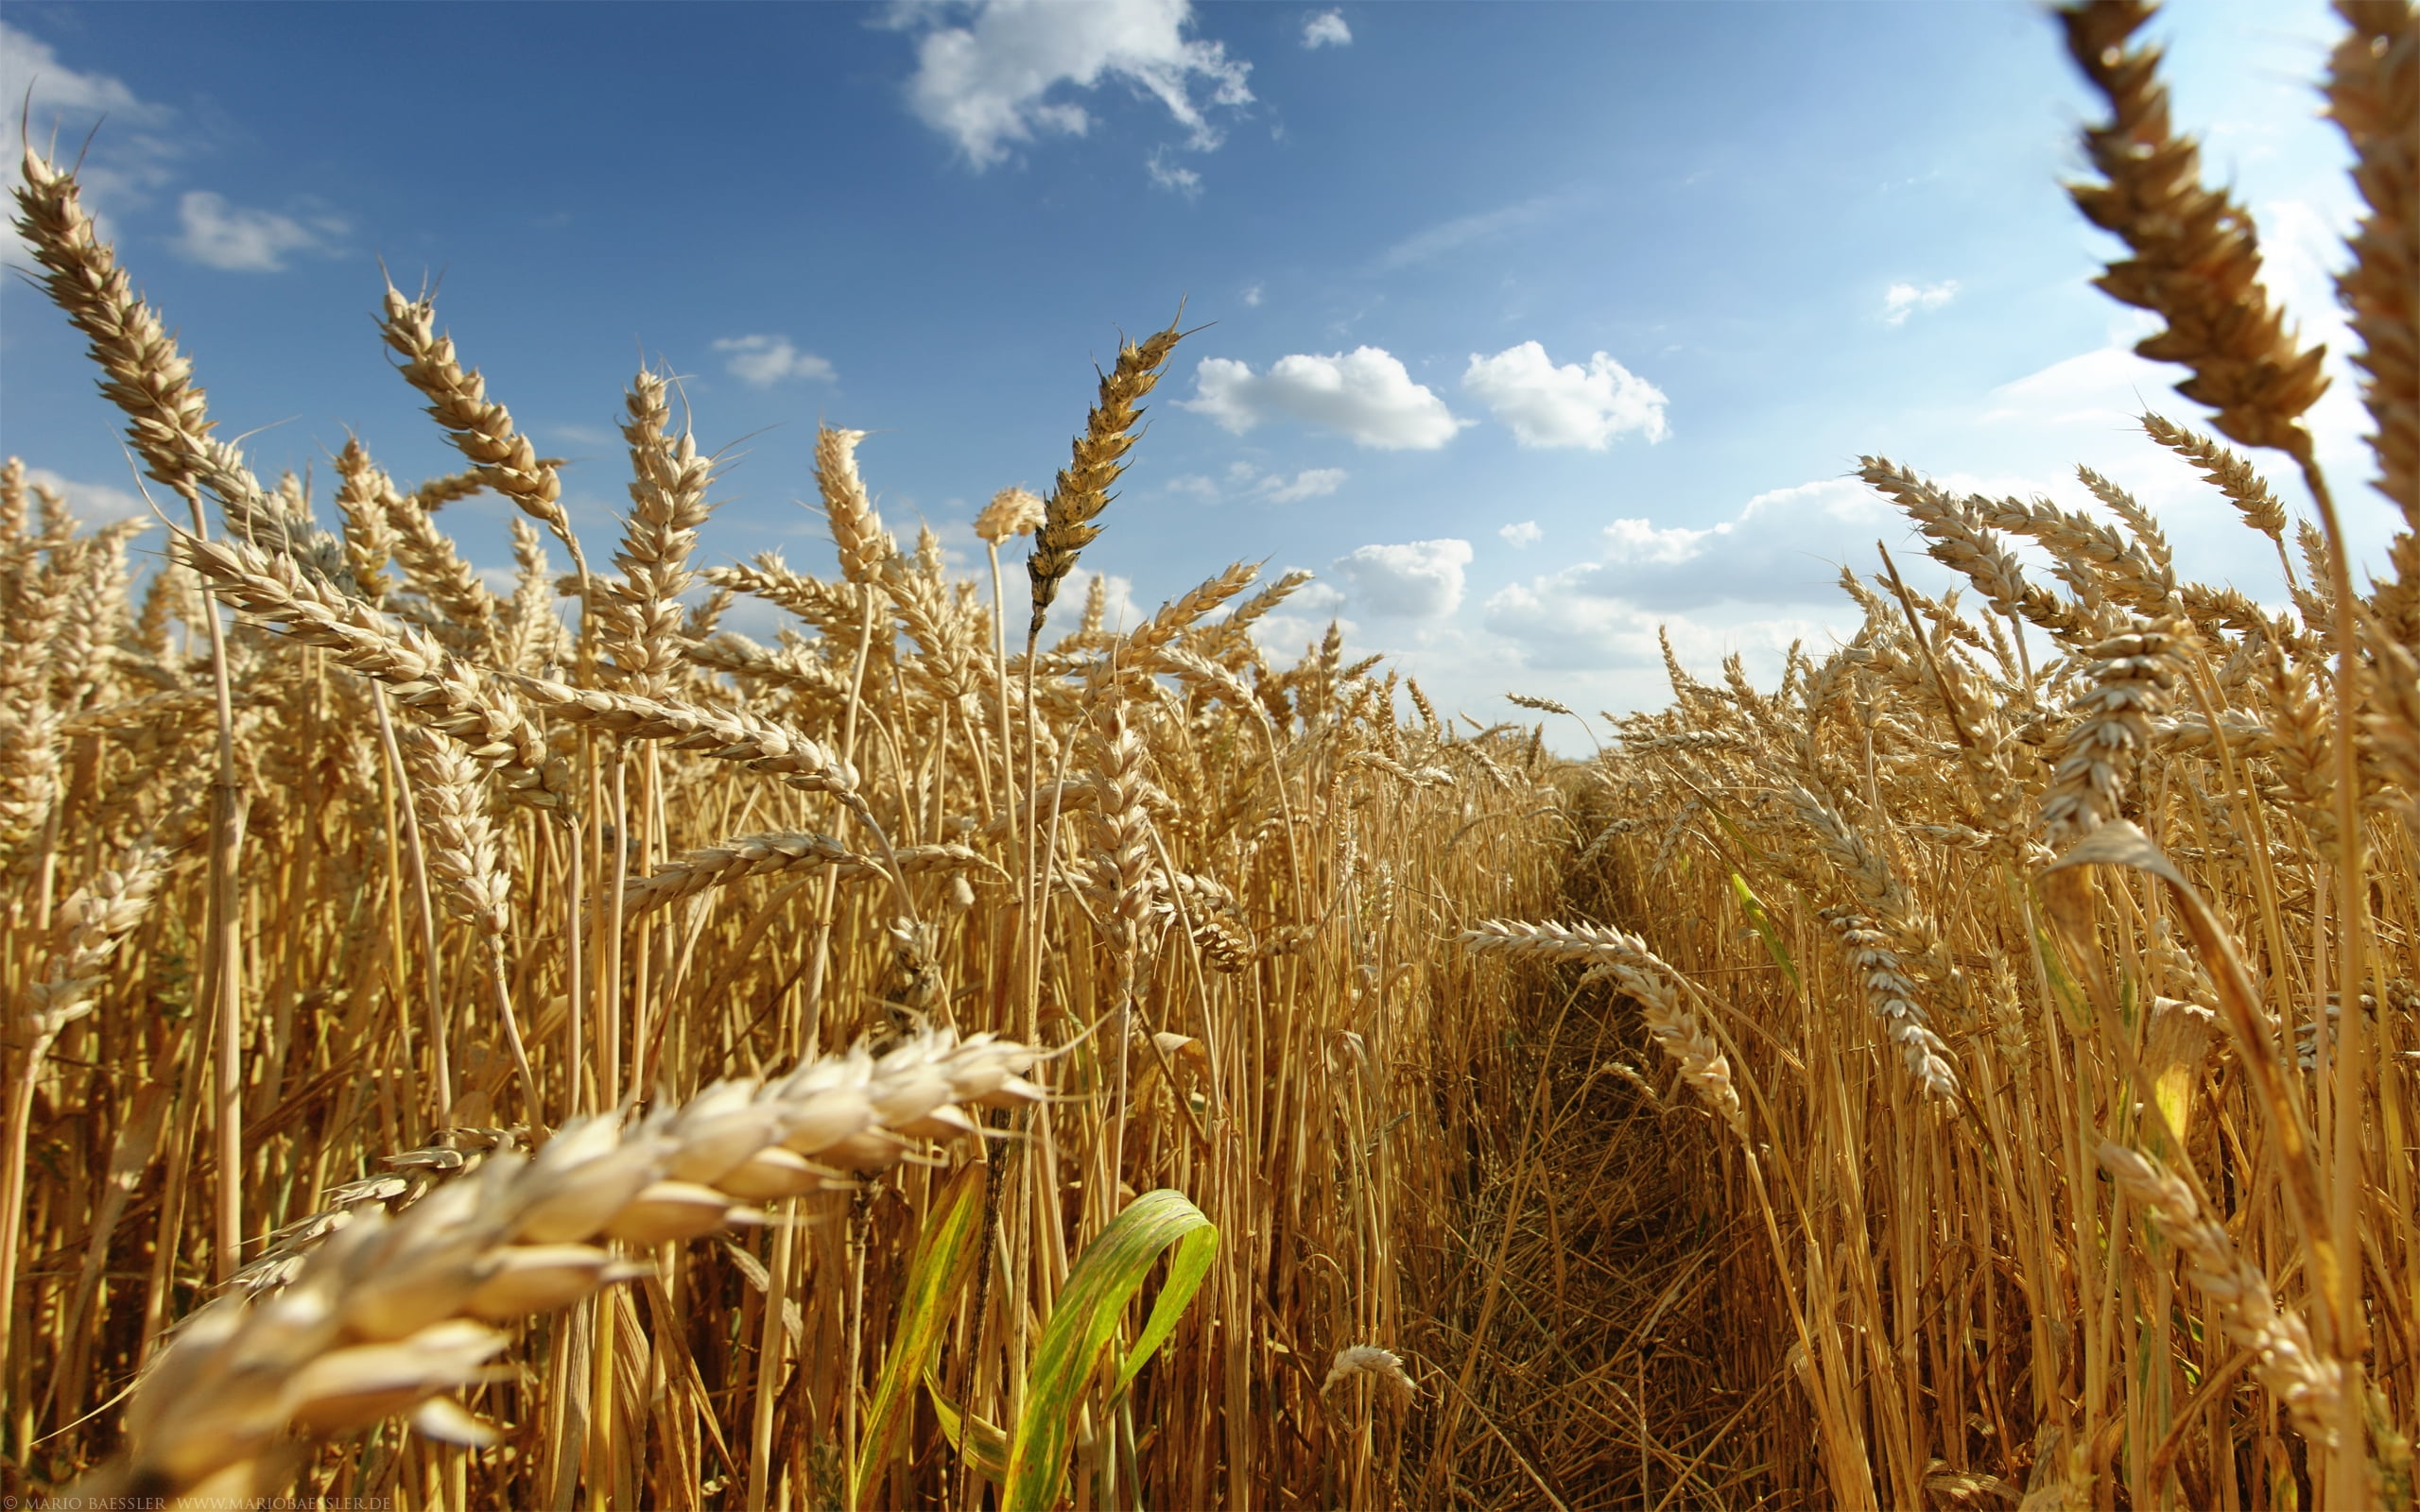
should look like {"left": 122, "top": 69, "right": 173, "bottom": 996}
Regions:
{"left": 2, "top": 1, "right": 2415, "bottom": 1508}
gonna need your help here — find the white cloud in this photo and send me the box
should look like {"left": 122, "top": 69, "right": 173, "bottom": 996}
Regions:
{"left": 1, "top": 21, "right": 151, "bottom": 132}
{"left": 27, "top": 469, "right": 153, "bottom": 525}
{"left": 1498, "top": 520, "right": 1542, "bottom": 548}
{"left": 1040, "top": 566, "right": 1141, "bottom": 641}
{"left": 1484, "top": 477, "right": 1905, "bottom": 627}
{"left": 173, "top": 191, "right": 346, "bottom": 272}
{"left": 1261, "top": 466, "right": 1346, "bottom": 503}
{"left": 1162, "top": 461, "right": 1346, "bottom": 504}
{"left": 1331, "top": 538, "right": 1472, "bottom": 618}
{"left": 1601, "top": 516, "right": 1722, "bottom": 565}
{"left": 1182, "top": 348, "right": 1464, "bottom": 449}
{"left": 2, "top": 23, "right": 178, "bottom": 256}
{"left": 1462, "top": 341, "right": 1669, "bottom": 449}
{"left": 900, "top": 0, "right": 1253, "bottom": 170}
{"left": 1483, "top": 574, "right": 1836, "bottom": 676}
{"left": 1882, "top": 279, "right": 1960, "bottom": 326}
{"left": 1146, "top": 146, "right": 1202, "bottom": 196}
{"left": 713, "top": 335, "right": 838, "bottom": 387}
{"left": 1302, "top": 10, "right": 1351, "bottom": 47}
{"left": 1240, "top": 281, "right": 1263, "bottom": 307}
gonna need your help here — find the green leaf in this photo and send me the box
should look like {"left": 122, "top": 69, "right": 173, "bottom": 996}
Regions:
{"left": 853, "top": 1162, "right": 986, "bottom": 1511}
{"left": 925, "top": 1366, "right": 1011, "bottom": 1486}
{"left": 1003, "top": 1189, "right": 1219, "bottom": 1512}
{"left": 1729, "top": 870, "right": 1799, "bottom": 991}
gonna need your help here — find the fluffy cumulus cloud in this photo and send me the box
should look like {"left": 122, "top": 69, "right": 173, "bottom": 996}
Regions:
{"left": 1498, "top": 520, "right": 1542, "bottom": 548}
{"left": 1182, "top": 348, "right": 1464, "bottom": 449}
{"left": 172, "top": 192, "right": 347, "bottom": 272}
{"left": 900, "top": 0, "right": 1252, "bottom": 170}
{"left": 1483, "top": 575, "right": 1834, "bottom": 678}
{"left": 1480, "top": 576, "right": 1672, "bottom": 671}
{"left": 712, "top": 335, "right": 838, "bottom": 387}
{"left": 1882, "top": 279, "right": 1960, "bottom": 325}
{"left": 1039, "top": 567, "right": 1141, "bottom": 640}
{"left": 1482, "top": 478, "right": 1902, "bottom": 649}
{"left": 1330, "top": 538, "right": 1472, "bottom": 618}
{"left": 1462, "top": 342, "right": 1668, "bottom": 449}
{"left": 1301, "top": 9, "right": 1351, "bottom": 47}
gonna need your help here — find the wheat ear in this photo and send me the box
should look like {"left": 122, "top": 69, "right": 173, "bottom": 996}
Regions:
{"left": 2327, "top": 0, "right": 2418, "bottom": 524}
{"left": 2099, "top": 1143, "right": 2342, "bottom": 1443}
{"left": 10, "top": 147, "right": 216, "bottom": 500}
{"left": 77, "top": 1029, "right": 1045, "bottom": 1502}
{"left": 178, "top": 534, "right": 570, "bottom": 810}
{"left": 974, "top": 486, "right": 1046, "bottom": 544}
{"left": 2039, "top": 617, "right": 2185, "bottom": 847}
{"left": 377, "top": 284, "right": 581, "bottom": 569}
{"left": 510, "top": 676, "right": 858, "bottom": 797}
{"left": 1027, "top": 316, "right": 1187, "bottom": 639}
{"left": 623, "top": 835, "right": 994, "bottom": 915}
{"left": 1459, "top": 919, "right": 1745, "bottom": 1135}
{"left": 817, "top": 426, "right": 896, "bottom": 587}
{"left": 2063, "top": 1, "right": 2330, "bottom": 461}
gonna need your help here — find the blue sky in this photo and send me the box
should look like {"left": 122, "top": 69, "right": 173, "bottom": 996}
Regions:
{"left": 0, "top": 1, "right": 2393, "bottom": 735}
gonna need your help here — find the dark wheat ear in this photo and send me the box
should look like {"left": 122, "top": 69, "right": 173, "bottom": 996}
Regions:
{"left": 2325, "top": 0, "right": 2419, "bottom": 642}
{"left": 1026, "top": 313, "right": 1191, "bottom": 642}
{"left": 2060, "top": 2, "right": 2331, "bottom": 466}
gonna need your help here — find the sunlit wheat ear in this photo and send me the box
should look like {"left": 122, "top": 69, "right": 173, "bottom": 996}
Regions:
{"left": 1507, "top": 693, "right": 1575, "bottom": 717}
{"left": 176, "top": 534, "right": 571, "bottom": 811}
{"left": 376, "top": 284, "right": 576, "bottom": 558}
{"left": 14, "top": 842, "right": 167, "bottom": 1044}
{"left": 90, "top": 1030, "right": 1045, "bottom": 1499}
{"left": 511, "top": 675, "right": 858, "bottom": 797}
{"left": 1458, "top": 919, "right": 1744, "bottom": 1136}
{"left": 601, "top": 368, "right": 717, "bottom": 696}
{"left": 2099, "top": 1143, "right": 2343, "bottom": 1443}
{"left": 2039, "top": 616, "right": 2185, "bottom": 848}
{"left": 2325, "top": 0, "right": 2417, "bottom": 524}
{"left": 396, "top": 727, "right": 510, "bottom": 937}
{"left": 382, "top": 466, "right": 501, "bottom": 654}
{"left": 10, "top": 146, "right": 217, "bottom": 501}
{"left": 332, "top": 438, "right": 401, "bottom": 602}
{"left": 817, "top": 426, "right": 896, "bottom": 586}
{"left": 2139, "top": 414, "right": 2289, "bottom": 542}
{"left": 1028, "top": 314, "right": 1188, "bottom": 639}
{"left": 1322, "top": 1346, "right": 1419, "bottom": 1405}
{"left": 1817, "top": 906, "right": 1959, "bottom": 1099}
{"left": 974, "top": 486, "right": 1046, "bottom": 544}
{"left": 2061, "top": 1, "right": 2330, "bottom": 462}
{"left": 621, "top": 833, "right": 994, "bottom": 915}
{"left": 499, "top": 519, "right": 569, "bottom": 676}
{"left": 1117, "top": 561, "right": 1260, "bottom": 668}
